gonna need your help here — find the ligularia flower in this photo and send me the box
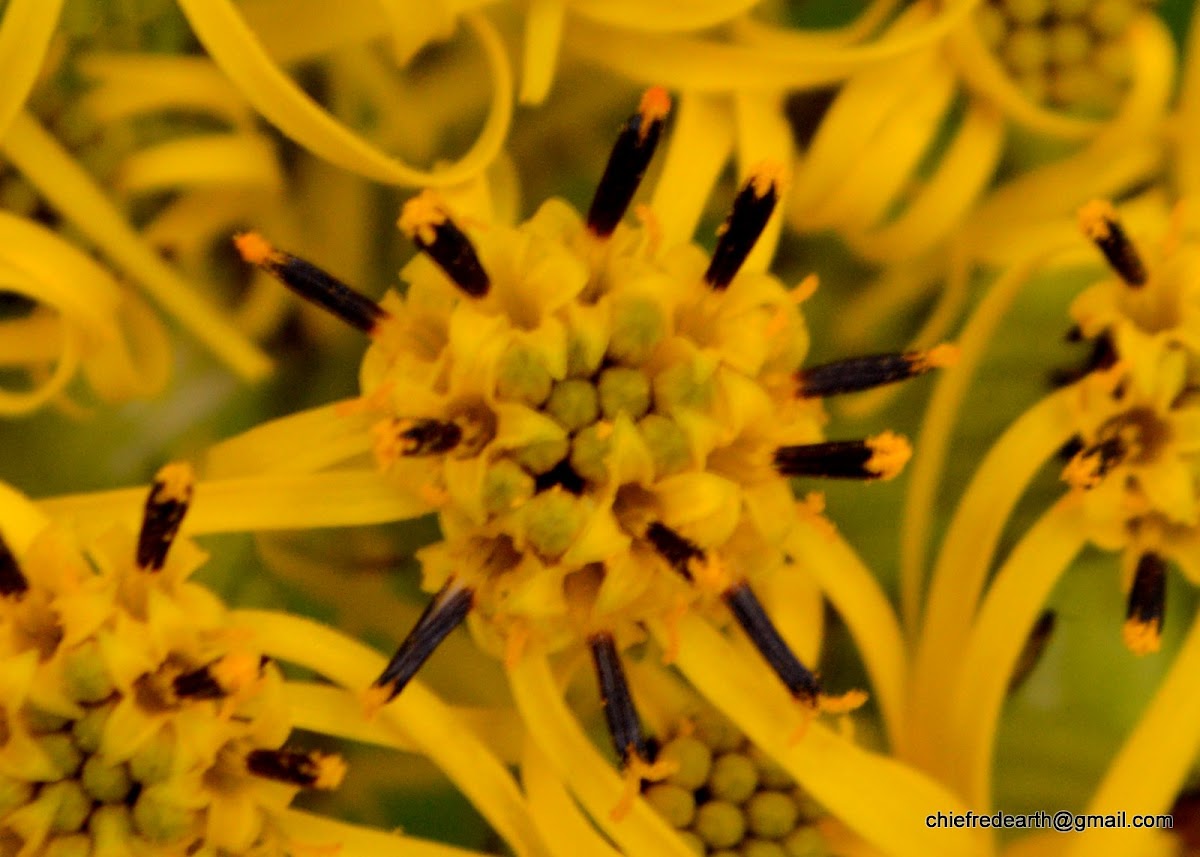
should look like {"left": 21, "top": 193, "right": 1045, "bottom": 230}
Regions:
{"left": 218, "top": 87, "right": 987, "bottom": 857}
{"left": 0, "top": 467, "right": 348, "bottom": 855}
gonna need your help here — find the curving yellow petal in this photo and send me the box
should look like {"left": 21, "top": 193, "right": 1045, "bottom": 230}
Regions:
{"left": 522, "top": 738, "right": 623, "bottom": 857}
{"left": 283, "top": 807, "right": 491, "bottom": 857}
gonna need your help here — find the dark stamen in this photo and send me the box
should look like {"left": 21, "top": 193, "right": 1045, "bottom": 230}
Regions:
{"left": 137, "top": 463, "right": 195, "bottom": 572}
{"left": 589, "top": 631, "right": 647, "bottom": 766}
{"left": 1078, "top": 200, "right": 1147, "bottom": 287}
{"left": 586, "top": 87, "right": 671, "bottom": 238}
{"left": 369, "top": 580, "right": 474, "bottom": 704}
{"left": 796, "top": 344, "right": 957, "bottom": 398}
{"left": 773, "top": 433, "right": 911, "bottom": 481}
{"left": 0, "top": 534, "right": 28, "bottom": 598}
{"left": 1124, "top": 552, "right": 1166, "bottom": 655}
{"left": 399, "top": 191, "right": 490, "bottom": 297}
{"left": 246, "top": 748, "right": 346, "bottom": 790}
{"left": 645, "top": 521, "right": 704, "bottom": 581}
{"left": 173, "top": 654, "right": 269, "bottom": 701}
{"left": 234, "top": 233, "right": 388, "bottom": 333}
{"left": 1007, "top": 610, "right": 1056, "bottom": 695}
{"left": 705, "top": 165, "right": 781, "bottom": 290}
{"left": 387, "top": 418, "right": 463, "bottom": 457}
{"left": 723, "top": 581, "right": 819, "bottom": 705}
{"left": 1062, "top": 435, "right": 1126, "bottom": 490}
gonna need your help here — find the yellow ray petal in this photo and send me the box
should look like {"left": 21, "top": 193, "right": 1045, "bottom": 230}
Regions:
{"left": 520, "top": 0, "right": 565, "bottom": 105}
{"left": 282, "top": 808, "right": 491, "bottom": 857}
{"left": 38, "top": 469, "right": 430, "bottom": 541}
{"left": 1066, "top": 613, "right": 1200, "bottom": 857}
{"left": 233, "top": 610, "right": 550, "bottom": 857}
{"left": 507, "top": 652, "right": 695, "bottom": 857}
{"left": 949, "top": 497, "right": 1087, "bottom": 809}
{"left": 79, "top": 54, "right": 254, "bottom": 127}
{"left": 783, "top": 516, "right": 906, "bottom": 750}
{"left": 0, "top": 0, "right": 64, "bottom": 140}
{"left": 116, "top": 134, "right": 283, "bottom": 195}
{"left": 660, "top": 614, "right": 988, "bottom": 857}
{"left": 176, "top": 1, "right": 512, "bottom": 187}
{"left": 522, "top": 738, "right": 623, "bottom": 857}
{"left": 1, "top": 111, "right": 271, "bottom": 380}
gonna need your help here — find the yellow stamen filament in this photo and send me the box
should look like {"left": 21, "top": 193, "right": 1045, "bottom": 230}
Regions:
{"left": 865, "top": 431, "right": 912, "bottom": 480}
{"left": 611, "top": 751, "right": 676, "bottom": 822}
{"left": 818, "top": 689, "right": 869, "bottom": 715}
{"left": 792, "top": 274, "right": 819, "bottom": 303}
{"left": 660, "top": 595, "right": 689, "bottom": 665}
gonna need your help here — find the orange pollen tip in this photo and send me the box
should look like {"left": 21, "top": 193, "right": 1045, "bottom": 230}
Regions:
{"left": 1061, "top": 450, "right": 1103, "bottom": 490}
{"left": 865, "top": 431, "right": 912, "bottom": 480}
{"left": 611, "top": 749, "right": 676, "bottom": 821}
{"left": 361, "top": 684, "right": 392, "bottom": 720}
{"left": 210, "top": 651, "right": 262, "bottom": 694}
{"left": 398, "top": 190, "right": 450, "bottom": 245}
{"left": 1122, "top": 617, "right": 1161, "bottom": 656}
{"left": 312, "top": 753, "right": 349, "bottom": 790}
{"left": 638, "top": 86, "right": 672, "bottom": 128}
{"left": 818, "top": 689, "right": 868, "bottom": 714}
{"left": 915, "top": 343, "right": 960, "bottom": 370}
{"left": 1078, "top": 199, "right": 1118, "bottom": 241}
{"left": 792, "top": 274, "right": 819, "bottom": 303}
{"left": 233, "top": 231, "right": 280, "bottom": 266}
{"left": 153, "top": 462, "right": 195, "bottom": 504}
{"left": 749, "top": 160, "right": 785, "bottom": 198}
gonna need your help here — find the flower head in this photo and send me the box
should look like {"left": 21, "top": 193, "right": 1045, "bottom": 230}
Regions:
{"left": 0, "top": 466, "right": 344, "bottom": 855}
{"left": 239, "top": 89, "right": 953, "bottom": 791}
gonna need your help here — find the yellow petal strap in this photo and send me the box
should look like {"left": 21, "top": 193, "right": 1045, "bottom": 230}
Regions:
{"left": 282, "top": 808, "right": 490, "bottom": 857}
{"left": 782, "top": 516, "right": 906, "bottom": 750}
{"left": 1066, "top": 613, "right": 1200, "bottom": 857}
{"left": 286, "top": 682, "right": 523, "bottom": 763}
{"left": 205, "top": 399, "right": 375, "bottom": 478}
{"left": 38, "top": 469, "right": 431, "bottom": 540}
{"left": 900, "top": 251, "right": 1066, "bottom": 637}
{"left": 730, "top": 0, "right": 899, "bottom": 50}
{"left": 1178, "top": 2, "right": 1200, "bottom": 196}
{"left": 79, "top": 54, "right": 254, "bottom": 127}
{"left": 649, "top": 92, "right": 734, "bottom": 250}
{"left": 231, "top": 610, "right": 550, "bottom": 857}
{"left": 176, "top": 0, "right": 513, "bottom": 187}
{"left": 0, "top": 0, "right": 64, "bottom": 141}
{"left": 1, "top": 111, "right": 272, "bottom": 381}
{"left": 522, "top": 738, "right": 623, "bottom": 857}
{"left": 237, "top": 0, "right": 390, "bottom": 64}
{"left": 116, "top": 134, "right": 284, "bottom": 196}
{"left": 570, "top": 0, "right": 759, "bottom": 31}
{"left": 507, "top": 653, "right": 695, "bottom": 857}
{"left": 520, "top": 0, "right": 566, "bottom": 105}
{"left": 733, "top": 91, "right": 791, "bottom": 274}
{"left": 0, "top": 481, "right": 50, "bottom": 552}
{"left": 658, "top": 614, "right": 987, "bottom": 857}
{"left": 948, "top": 498, "right": 1087, "bottom": 809}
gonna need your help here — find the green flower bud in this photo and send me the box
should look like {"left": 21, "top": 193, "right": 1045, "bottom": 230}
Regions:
{"left": 678, "top": 831, "right": 707, "bottom": 857}
{"left": 645, "top": 782, "right": 696, "bottom": 828}
{"left": 43, "top": 835, "right": 92, "bottom": 857}
{"left": 662, "top": 735, "right": 713, "bottom": 791}
{"left": 1088, "top": 0, "right": 1135, "bottom": 36}
{"left": 748, "top": 745, "right": 795, "bottom": 790}
{"left": 654, "top": 360, "right": 714, "bottom": 413}
{"left": 0, "top": 772, "right": 32, "bottom": 815}
{"left": 608, "top": 295, "right": 665, "bottom": 365}
{"left": 129, "top": 728, "right": 174, "bottom": 785}
{"left": 974, "top": 5, "right": 1006, "bottom": 49}
{"left": 566, "top": 325, "right": 606, "bottom": 378}
{"left": 597, "top": 367, "right": 651, "bottom": 420}
{"left": 1047, "top": 23, "right": 1092, "bottom": 65}
{"left": 694, "top": 800, "right": 746, "bottom": 849}
{"left": 782, "top": 826, "right": 828, "bottom": 857}
{"left": 1004, "top": 27, "right": 1048, "bottom": 72}
{"left": 496, "top": 343, "right": 552, "bottom": 406}
{"left": 45, "top": 780, "right": 90, "bottom": 833}
{"left": 1002, "top": 0, "right": 1049, "bottom": 24}
{"left": 62, "top": 640, "right": 116, "bottom": 703}
{"left": 82, "top": 755, "right": 133, "bottom": 803}
{"left": 72, "top": 702, "right": 113, "bottom": 754}
{"left": 742, "top": 839, "right": 788, "bottom": 857}
{"left": 570, "top": 424, "right": 612, "bottom": 484}
{"left": 133, "top": 786, "right": 197, "bottom": 845}
{"left": 709, "top": 752, "right": 759, "bottom": 804}
{"left": 24, "top": 707, "right": 70, "bottom": 734}
{"left": 546, "top": 379, "right": 599, "bottom": 432}
{"left": 746, "top": 791, "right": 799, "bottom": 840}
{"left": 693, "top": 709, "right": 742, "bottom": 753}
{"left": 483, "top": 459, "right": 536, "bottom": 515}
{"left": 637, "top": 414, "right": 691, "bottom": 477}
{"left": 37, "top": 733, "right": 83, "bottom": 779}
{"left": 523, "top": 490, "right": 584, "bottom": 559}
{"left": 514, "top": 437, "right": 569, "bottom": 476}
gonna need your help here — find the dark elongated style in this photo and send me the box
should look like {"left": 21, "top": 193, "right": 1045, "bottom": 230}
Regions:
{"left": 705, "top": 167, "right": 780, "bottom": 290}
{"left": 724, "top": 581, "right": 820, "bottom": 705}
{"left": 796, "top": 346, "right": 954, "bottom": 398}
{"left": 1079, "top": 199, "right": 1147, "bottom": 287}
{"left": 590, "top": 631, "right": 647, "bottom": 765}
{"left": 400, "top": 192, "right": 491, "bottom": 298}
{"left": 234, "top": 232, "right": 389, "bottom": 333}
{"left": 645, "top": 521, "right": 705, "bottom": 581}
{"left": 137, "top": 463, "right": 195, "bottom": 572}
{"left": 0, "top": 534, "right": 27, "bottom": 597}
{"left": 371, "top": 580, "right": 475, "bottom": 703}
{"left": 586, "top": 87, "right": 671, "bottom": 237}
